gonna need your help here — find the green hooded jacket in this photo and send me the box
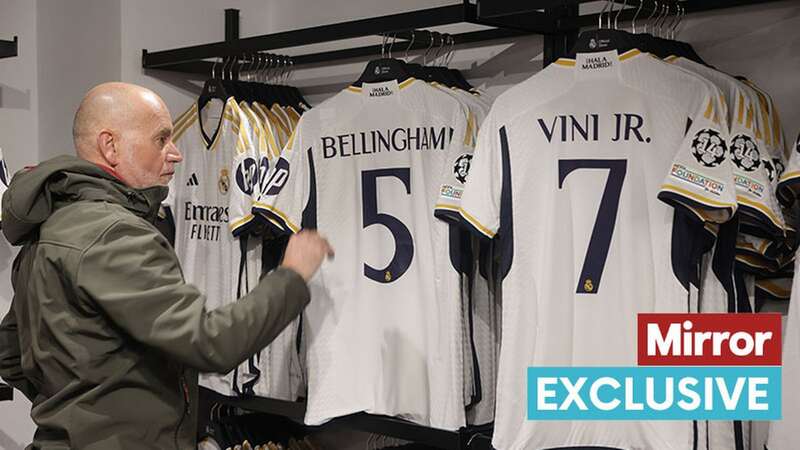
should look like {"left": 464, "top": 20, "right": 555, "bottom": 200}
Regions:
{"left": 0, "top": 155, "right": 310, "bottom": 449}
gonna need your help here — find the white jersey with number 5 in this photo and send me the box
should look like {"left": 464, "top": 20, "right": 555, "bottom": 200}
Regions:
{"left": 255, "top": 78, "right": 474, "bottom": 430}
{"left": 459, "top": 50, "right": 736, "bottom": 450}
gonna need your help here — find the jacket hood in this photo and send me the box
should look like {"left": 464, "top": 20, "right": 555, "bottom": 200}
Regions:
{"left": 2, "top": 155, "right": 168, "bottom": 245}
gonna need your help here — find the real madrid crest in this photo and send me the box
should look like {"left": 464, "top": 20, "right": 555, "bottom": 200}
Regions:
{"left": 218, "top": 168, "right": 230, "bottom": 194}
{"left": 691, "top": 128, "right": 727, "bottom": 168}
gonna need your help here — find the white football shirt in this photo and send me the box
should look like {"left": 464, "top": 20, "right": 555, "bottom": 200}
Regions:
{"left": 255, "top": 78, "right": 473, "bottom": 430}
{"left": 766, "top": 255, "right": 800, "bottom": 450}
{"left": 165, "top": 98, "right": 263, "bottom": 395}
{"left": 668, "top": 56, "right": 783, "bottom": 238}
{"left": 460, "top": 49, "right": 736, "bottom": 450}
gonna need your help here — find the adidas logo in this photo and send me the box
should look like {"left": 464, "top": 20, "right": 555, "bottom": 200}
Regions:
{"left": 186, "top": 173, "right": 199, "bottom": 186}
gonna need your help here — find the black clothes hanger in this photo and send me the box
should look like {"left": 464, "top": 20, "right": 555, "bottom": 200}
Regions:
{"left": 450, "top": 68, "right": 474, "bottom": 92}
{"left": 353, "top": 57, "right": 411, "bottom": 86}
{"left": 570, "top": 27, "right": 640, "bottom": 56}
{"left": 353, "top": 34, "right": 412, "bottom": 87}
{"left": 197, "top": 58, "right": 233, "bottom": 147}
{"left": 198, "top": 58, "right": 230, "bottom": 112}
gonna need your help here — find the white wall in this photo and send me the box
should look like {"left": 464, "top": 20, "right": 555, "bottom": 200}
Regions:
{"left": 679, "top": 1, "right": 800, "bottom": 141}
{"left": 37, "top": 0, "right": 122, "bottom": 160}
{"left": 0, "top": 0, "right": 39, "bottom": 173}
{"left": 0, "top": 0, "right": 38, "bottom": 447}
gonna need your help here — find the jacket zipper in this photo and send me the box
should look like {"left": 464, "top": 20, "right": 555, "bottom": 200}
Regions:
{"left": 174, "top": 370, "right": 191, "bottom": 450}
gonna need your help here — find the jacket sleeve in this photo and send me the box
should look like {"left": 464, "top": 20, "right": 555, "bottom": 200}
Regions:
{"left": 0, "top": 301, "right": 39, "bottom": 401}
{"left": 75, "top": 219, "right": 310, "bottom": 374}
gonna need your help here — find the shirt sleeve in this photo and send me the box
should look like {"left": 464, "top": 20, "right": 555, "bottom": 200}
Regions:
{"left": 434, "top": 106, "right": 476, "bottom": 224}
{"left": 728, "top": 89, "right": 785, "bottom": 236}
{"left": 658, "top": 86, "right": 738, "bottom": 224}
{"left": 253, "top": 120, "right": 309, "bottom": 234}
{"left": 458, "top": 111, "right": 504, "bottom": 239}
{"left": 228, "top": 101, "right": 260, "bottom": 236}
{"left": 75, "top": 218, "right": 310, "bottom": 374}
{"left": 777, "top": 133, "right": 800, "bottom": 205}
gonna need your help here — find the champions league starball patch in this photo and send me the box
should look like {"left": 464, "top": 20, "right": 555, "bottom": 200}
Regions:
{"left": 691, "top": 129, "right": 727, "bottom": 168}
{"left": 730, "top": 134, "right": 760, "bottom": 172}
{"left": 453, "top": 154, "right": 472, "bottom": 184}
{"left": 763, "top": 158, "right": 776, "bottom": 182}
{"left": 763, "top": 158, "right": 784, "bottom": 183}
{"left": 774, "top": 158, "right": 785, "bottom": 179}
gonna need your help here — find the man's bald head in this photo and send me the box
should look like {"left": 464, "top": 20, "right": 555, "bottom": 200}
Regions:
{"left": 72, "top": 82, "right": 182, "bottom": 188}
{"left": 73, "top": 82, "right": 166, "bottom": 157}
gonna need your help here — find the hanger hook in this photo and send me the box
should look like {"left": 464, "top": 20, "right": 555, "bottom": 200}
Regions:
{"left": 645, "top": 0, "right": 658, "bottom": 34}
{"left": 222, "top": 56, "right": 230, "bottom": 80}
{"left": 429, "top": 32, "right": 439, "bottom": 65}
{"left": 614, "top": 0, "right": 627, "bottom": 30}
{"left": 388, "top": 32, "right": 397, "bottom": 59}
{"left": 270, "top": 54, "right": 276, "bottom": 84}
{"left": 665, "top": 3, "right": 677, "bottom": 38}
{"left": 264, "top": 52, "right": 272, "bottom": 84}
{"left": 446, "top": 34, "right": 455, "bottom": 67}
{"left": 278, "top": 56, "right": 284, "bottom": 85}
{"left": 272, "top": 55, "right": 281, "bottom": 84}
{"left": 278, "top": 55, "right": 284, "bottom": 85}
{"left": 607, "top": 0, "right": 616, "bottom": 29}
{"left": 655, "top": 3, "right": 664, "bottom": 37}
{"left": 672, "top": 4, "right": 683, "bottom": 39}
{"left": 631, "top": 0, "right": 643, "bottom": 33}
{"left": 423, "top": 30, "right": 434, "bottom": 65}
{"left": 435, "top": 32, "right": 446, "bottom": 65}
{"left": 405, "top": 30, "right": 415, "bottom": 61}
{"left": 599, "top": 0, "right": 610, "bottom": 29}
{"left": 259, "top": 52, "right": 267, "bottom": 83}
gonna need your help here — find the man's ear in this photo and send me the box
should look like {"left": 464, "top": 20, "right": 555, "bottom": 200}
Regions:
{"left": 97, "top": 130, "right": 120, "bottom": 167}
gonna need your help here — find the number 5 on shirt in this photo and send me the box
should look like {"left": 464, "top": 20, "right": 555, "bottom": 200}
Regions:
{"left": 361, "top": 168, "right": 414, "bottom": 283}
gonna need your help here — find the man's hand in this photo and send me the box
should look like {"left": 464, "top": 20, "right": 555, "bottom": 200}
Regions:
{"left": 281, "top": 230, "right": 334, "bottom": 282}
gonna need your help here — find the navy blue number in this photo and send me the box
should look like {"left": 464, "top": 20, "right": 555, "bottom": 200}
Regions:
{"left": 558, "top": 159, "right": 627, "bottom": 294}
{"left": 361, "top": 168, "right": 414, "bottom": 283}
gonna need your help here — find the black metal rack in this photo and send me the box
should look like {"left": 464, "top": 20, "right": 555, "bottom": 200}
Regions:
{"left": 142, "top": 3, "right": 532, "bottom": 75}
{"left": 142, "top": 0, "right": 782, "bottom": 74}
{"left": 201, "top": 387, "right": 493, "bottom": 450}
{"left": 0, "top": 36, "right": 18, "bottom": 59}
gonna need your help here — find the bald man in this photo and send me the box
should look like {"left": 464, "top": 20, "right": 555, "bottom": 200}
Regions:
{"left": 0, "top": 82, "right": 332, "bottom": 449}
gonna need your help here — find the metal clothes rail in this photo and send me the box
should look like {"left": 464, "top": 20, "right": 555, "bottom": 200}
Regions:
{"left": 141, "top": 0, "right": 782, "bottom": 73}
{"left": 201, "top": 387, "right": 494, "bottom": 450}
